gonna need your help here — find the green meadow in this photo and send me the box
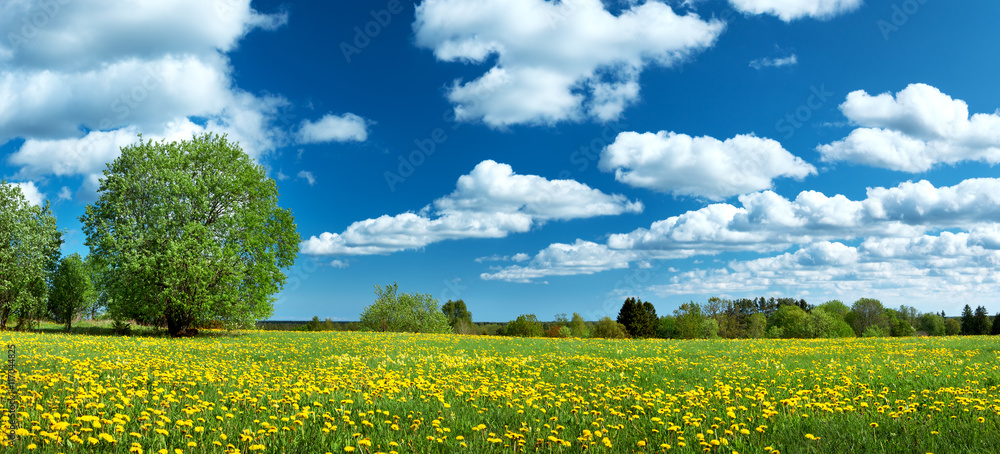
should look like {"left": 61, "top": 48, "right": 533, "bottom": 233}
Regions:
{"left": 0, "top": 331, "right": 998, "bottom": 453}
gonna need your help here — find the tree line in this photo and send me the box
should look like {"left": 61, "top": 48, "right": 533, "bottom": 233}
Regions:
{"left": 334, "top": 286, "right": 1000, "bottom": 340}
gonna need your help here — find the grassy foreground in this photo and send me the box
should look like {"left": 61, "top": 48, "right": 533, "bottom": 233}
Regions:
{"left": 0, "top": 331, "right": 998, "bottom": 453}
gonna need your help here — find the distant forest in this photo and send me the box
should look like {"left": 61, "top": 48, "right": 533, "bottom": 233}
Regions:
{"left": 266, "top": 295, "right": 1000, "bottom": 340}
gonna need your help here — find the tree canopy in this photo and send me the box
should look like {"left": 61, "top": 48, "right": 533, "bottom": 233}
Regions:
{"left": 80, "top": 134, "right": 299, "bottom": 336}
{"left": 1, "top": 181, "right": 62, "bottom": 329}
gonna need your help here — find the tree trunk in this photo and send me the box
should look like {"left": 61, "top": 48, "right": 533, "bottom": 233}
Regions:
{"left": 166, "top": 309, "right": 195, "bottom": 337}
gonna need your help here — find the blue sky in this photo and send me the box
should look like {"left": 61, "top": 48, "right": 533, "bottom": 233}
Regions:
{"left": 3, "top": 0, "right": 1000, "bottom": 321}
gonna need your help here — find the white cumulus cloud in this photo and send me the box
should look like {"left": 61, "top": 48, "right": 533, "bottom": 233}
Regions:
{"left": 413, "top": 0, "right": 724, "bottom": 127}
{"left": 296, "top": 113, "right": 369, "bottom": 144}
{"left": 485, "top": 177, "right": 1000, "bottom": 282}
{"left": 599, "top": 131, "right": 816, "bottom": 200}
{"left": 480, "top": 240, "right": 634, "bottom": 283}
{"left": 0, "top": 0, "right": 367, "bottom": 198}
{"left": 818, "top": 83, "right": 1000, "bottom": 172}
{"left": 651, "top": 233, "right": 1000, "bottom": 312}
{"left": 300, "top": 160, "right": 643, "bottom": 255}
{"left": 729, "top": 0, "right": 863, "bottom": 21}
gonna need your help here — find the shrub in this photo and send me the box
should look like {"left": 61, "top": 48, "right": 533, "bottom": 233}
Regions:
{"left": 862, "top": 326, "right": 888, "bottom": 338}
{"left": 505, "top": 314, "right": 543, "bottom": 337}
{"left": 305, "top": 316, "right": 336, "bottom": 331}
{"left": 590, "top": 317, "right": 629, "bottom": 339}
{"left": 359, "top": 283, "right": 451, "bottom": 333}
{"left": 944, "top": 318, "right": 961, "bottom": 336}
{"left": 112, "top": 320, "right": 132, "bottom": 336}
{"left": 453, "top": 318, "right": 477, "bottom": 335}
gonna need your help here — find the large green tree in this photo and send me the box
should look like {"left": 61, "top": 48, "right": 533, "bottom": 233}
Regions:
{"left": 48, "top": 253, "right": 95, "bottom": 331}
{"left": 359, "top": 283, "right": 451, "bottom": 333}
{"left": 1, "top": 181, "right": 62, "bottom": 329}
{"left": 80, "top": 134, "right": 299, "bottom": 336}
{"left": 849, "top": 298, "right": 888, "bottom": 337}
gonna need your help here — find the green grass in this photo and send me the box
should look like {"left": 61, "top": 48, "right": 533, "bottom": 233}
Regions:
{"left": 0, "top": 331, "right": 997, "bottom": 453}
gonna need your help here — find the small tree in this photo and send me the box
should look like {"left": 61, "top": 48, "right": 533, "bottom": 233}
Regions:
{"left": 569, "top": 313, "right": 589, "bottom": 338}
{"left": 617, "top": 297, "right": 658, "bottom": 338}
{"left": 972, "top": 306, "right": 990, "bottom": 335}
{"left": 960, "top": 304, "right": 975, "bottom": 335}
{"left": 850, "top": 298, "right": 887, "bottom": 337}
{"left": 505, "top": 314, "right": 543, "bottom": 337}
{"left": 944, "top": 318, "right": 961, "bottom": 336}
{"left": 616, "top": 297, "right": 638, "bottom": 333}
{"left": 918, "top": 313, "right": 946, "bottom": 336}
{"left": 81, "top": 134, "right": 299, "bottom": 336}
{"left": 768, "top": 305, "right": 811, "bottom": 338}
{"left": 808, "top": 307, "right": 835, "bottom": 338}
{"left": 83, "top": 255, "right": 108, "bottom": 319}
{"left": 1, "top": 181, "right": 62, "bottom": 329}
{"left": 48, "top": 253, "right": 95, "bottom": 331}
{"left": 746, "top": 313, "right": 767, "bottom": 338}
{"left": 658, "top": 315, "right": 677, "bottom": 339}
{"left": 889, "top": 317, "right": 915, "bottom": 337}
{"left": 305, "top": 316, "right": 335, "bottom": 331}
{"left": 673, "top": 302, "right": 705, "bottom": 339}
{"left": 700, "top": 317, "right": 720, "bottom": 339}
{"left": 590, "top": 316, "right": 629, "bottom": 339}
{"left": 818, "top": 300, "right": 850, "bottom": 320}
{"left": 359, "top": 282, "right": 451, "bottom": 333}
{"left": 442, "top": 299, "right": 472, "bottom": 327}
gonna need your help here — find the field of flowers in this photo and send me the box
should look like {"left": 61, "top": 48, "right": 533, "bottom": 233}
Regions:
{"left": 0, "top": 331, "right": 998, "bottom": 453}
